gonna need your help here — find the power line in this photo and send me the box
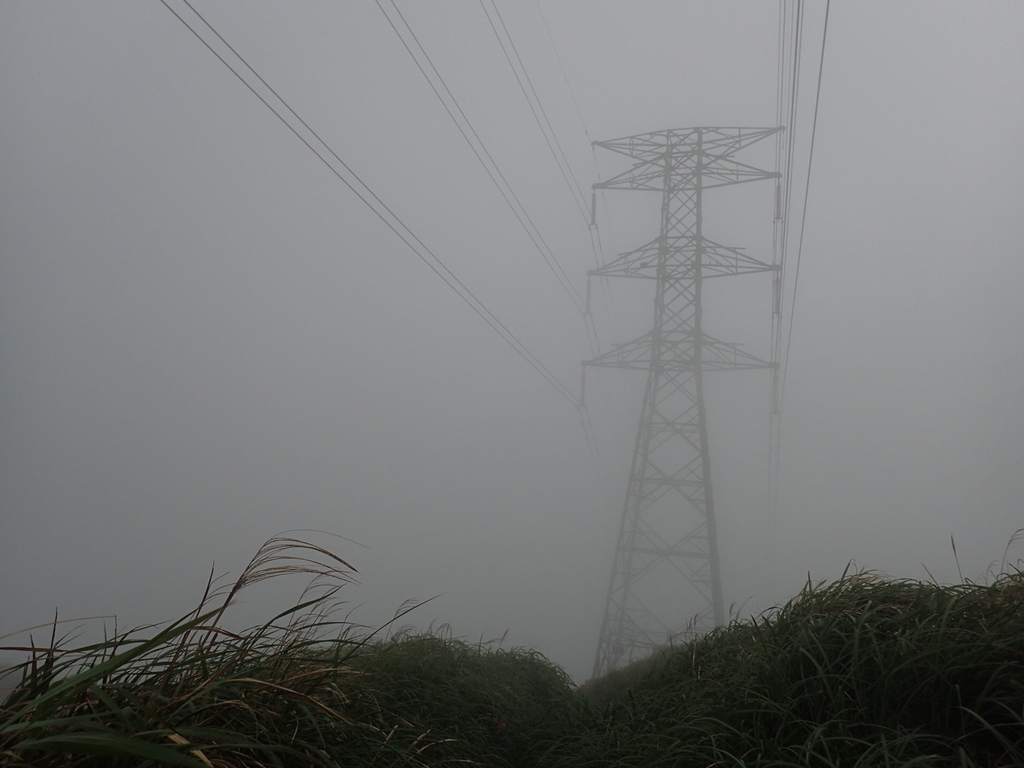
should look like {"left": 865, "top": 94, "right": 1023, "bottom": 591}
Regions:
{"left": 766, "top": 1, "right": 829, "bottom": 590}
{"left": 373, "top": 1, "right": 603, "bottom": 457}
{"left": 769, "top": 0, "right": 805, "bottom": 428}
{"left": 479, "top": 0, "right": 592, "bottom": 226}
{"left": 475, "top": 0, "right": 606, "bottom": 366}
{"left": 534, "top": 0, "right": 590, "bottom": 145}
{"left": 780, "top": 0, "right": 830, "bottom": 407}
{"left": 159, "top": 0, "right": 581, "bottom": 409}
{"left": 374, "top": 0, "right": 587, "bottom": 317}
{"left": 529, "top": 0, "right": 627, "bottom": 465}
{"left": 781, "top": 0, "right": 804, "bottom": 278}
{"left": 482, "top": 0, "right": 607, "bottom": 363}
{"left": 531, "top": 0, "right": 620, "bottom": 338}
{"left": 767, "top": 0, "right": 811, "bottom": 594}
{"left": 769, "top": 0, "right": 803, "bottom": 430}
{"left": 492, "top": 0, "right": 591, "bottom": 216}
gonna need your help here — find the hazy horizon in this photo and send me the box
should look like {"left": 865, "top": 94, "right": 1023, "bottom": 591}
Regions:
{"left": 2, "top": 1, "right": 1022, "bottom": 682}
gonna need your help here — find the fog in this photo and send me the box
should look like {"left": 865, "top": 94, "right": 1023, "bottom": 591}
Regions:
{"left": 2, "top": 2, "right": 1022, "bottom": 682}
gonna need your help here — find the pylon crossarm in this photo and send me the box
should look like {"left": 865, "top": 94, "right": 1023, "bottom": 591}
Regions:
{"left": 584, "top": 334, "right": 774, "bottom": 371}
{"left": 702, "top": 242, "right": 778, "bottom": 277}
{"left": 594, "top": 126, "right": 781, "bottom": 160}
{"left": 589, "top": 236, "right": 777, "bottom": 280}
{"left": 593, "top": 127, "right": 782, "bottom": 189}
{"left": 594, "top": 162, "right": 673, "bottom": 191}
{"left": 700, "top": 335, "right": 777, "bottom": 370}
{"left": 699, "top": 158, "right": 781, "bottom": 188}
{"left": 583, "top": 332, "right": 656, "bottom": 370}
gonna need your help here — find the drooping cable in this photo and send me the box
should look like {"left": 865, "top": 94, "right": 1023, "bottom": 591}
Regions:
{"left": 769, "top": 1, "right": 804, "bottom": 426}
{"left": 489, "top": 0, "right": 591, "bottom": 216}
{"left": 159, "top": 0, "right": 581, "bottom": 408}
{"left": 532, "top": 1, "right": 620, "bottom": 338}
{"left": 766, "top": 0, "right": 797, "bottom": 599}
{"left": 375, "top": 0, "right": 601, "bottom": 452}
{"left": 485, "top": 0, "right": 607, "bottom": 453}
{"left": 479, "top": 0, "right": 592, "bottom": 226}
{"left": 376, "top": 0, "right": 588, "bottom": 318}
{"left": 765, "top": 0, "right": 830, "bottom": 589}
{"left": 532, "top": 0, "right": 627, "bottom": 468}
{"left": 373, "top": 1, "right": 603, "bottom": 460}
{"left": 534, "top": 0, "right": 590, "bottom": 145}
{"left": 780, "top": 0, "right": 830, "bottom": 408}
{"left": 476, "top": 0, "right": 605, "bottom": 366}
{"left": 769, "top": 0, "right": 799, "bottom": 454}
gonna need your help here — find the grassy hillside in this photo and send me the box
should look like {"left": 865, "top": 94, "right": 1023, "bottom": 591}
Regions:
{"left": 2, "top": 536, "right": 1022, "bottom": 767}
{"left": 567, "top": 571, "right": 1024, "bottom": 767}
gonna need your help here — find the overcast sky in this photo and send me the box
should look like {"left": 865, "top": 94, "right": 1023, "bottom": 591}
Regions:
{"left": 2, "top": 1, "right": 1023, "bottom": 682}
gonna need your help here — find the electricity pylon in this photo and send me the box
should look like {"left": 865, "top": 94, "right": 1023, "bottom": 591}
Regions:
{"left": 587, "top": 127, "right": 782, "bottom": 678}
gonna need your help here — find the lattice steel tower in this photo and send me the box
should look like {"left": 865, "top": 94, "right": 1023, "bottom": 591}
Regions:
{"left": 588, "top": 127, "right": 782, "bottom": 678}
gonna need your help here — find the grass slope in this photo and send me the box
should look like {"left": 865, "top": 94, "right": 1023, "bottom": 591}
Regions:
{"left": 568, "top": 572, "right": 1024, "bottom": 767}
{"left": 2, "top": 538, "right": 1022, "bottom": 767}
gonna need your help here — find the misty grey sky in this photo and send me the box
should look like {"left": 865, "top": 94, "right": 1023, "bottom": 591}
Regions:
{"left": 2, "top": 1, "right": 1023, "bottom": 681}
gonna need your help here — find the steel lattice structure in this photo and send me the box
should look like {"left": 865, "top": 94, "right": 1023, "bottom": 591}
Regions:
{"left": 588, "top": 127, "right": 782, "bottom": 678}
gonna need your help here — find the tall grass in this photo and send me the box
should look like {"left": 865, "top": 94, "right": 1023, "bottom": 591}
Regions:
{"left": 0, "top": 534, "right": 576, "bottom": 767}
{"left": 1, "top": 534, "right": 373, "bottom": 766}
{"left": 565, "top": 570, "right": 1024, "bottom": 767}
{"left": 3, "top": 536, "right": 1022, "bottom": 767}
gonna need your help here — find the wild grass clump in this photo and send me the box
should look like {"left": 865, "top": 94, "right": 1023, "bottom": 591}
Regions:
{"left": 4, "top": 535, "right": 1023, "bottom": 767}
{"left": 562, "top": 570, "right": 1024, "bottom": 767}
{"left": 0, "top": 534, "right": 575, "bottom": 767}
{"left": 342, "top": 632, "right": 577, "bottom": 766}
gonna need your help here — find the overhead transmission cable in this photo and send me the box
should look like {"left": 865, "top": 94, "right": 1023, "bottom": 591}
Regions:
{"left": 770, "top": 0, "right": 803, "bottom": 425}
{"left": 159, "top": 0, "right": 581, "bottom": 409}
{"left": 780, "top": 0, "right": 804, "bottom": 293}
{"left": 532, "top": 0, "right": 620, "bottom": 338}
{"left": 766, "top": 0, "right": 829, "bottom": 543}
{"left": 771, "top": 2, "right": 805, "bottom": 396}
{"left": 530, "top": 0, "right": 598, "bottom": 253}
{"left": 479, "top": 0, "right": 592, "bottom": 227}
{"left": 530, "top": 0, "right": 630, "bottom": 470}
{"left": 372, "top": 1, "right": 602, "bottom": 460}
{"left": 476, "top": 0, "right": 609, "bottom": 422}
{"left": 780, "top": 0, "right": 830, "bottom": 408}
{"left": 766, "top": 0, "right": 802, "bottom": 585}
{"left": 374, "top": 0, "right": 587, "bottom": 318}
{"left": 481, "top": 0, "right": 604, "bottom": 454}
{"left": 374, "top": 0, "right": 608, "bottom": 471}
{"left": 533, "top": 0, "right": 590, "bottom": 145}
